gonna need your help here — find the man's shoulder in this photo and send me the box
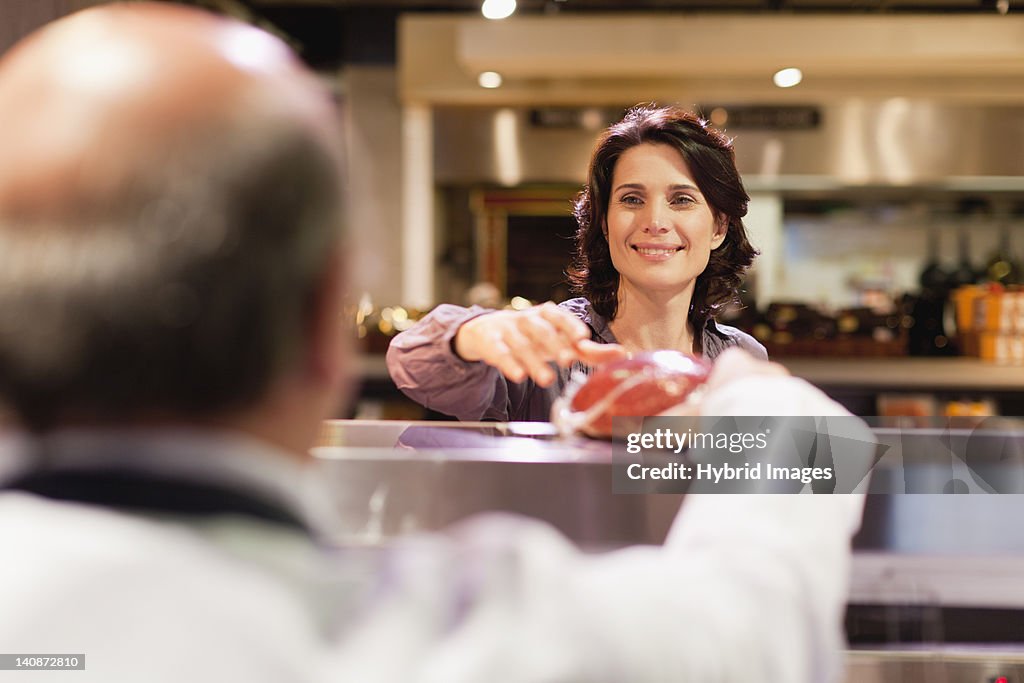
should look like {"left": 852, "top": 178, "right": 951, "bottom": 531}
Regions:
{"left": 0, "top": 490, "right": 321, "bottom": 593}
{"left": 0, "top": 492, "right": 288, "bottom": 571}
{"left": 0, "top": 504, "right": 320, "bottom": 681}
{"left": 0, "top": 493, "right": 322, "bottom": 672}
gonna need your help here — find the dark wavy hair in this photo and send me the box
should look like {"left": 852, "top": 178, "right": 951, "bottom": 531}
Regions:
{"left": 568, "top": 104, "right": 757, "bottom": 344}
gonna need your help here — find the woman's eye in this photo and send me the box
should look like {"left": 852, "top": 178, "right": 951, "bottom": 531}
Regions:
{"left": 619, "top": 195, "right": 643, "bottom": 206}
{"left": 671, "top": 194, "right": 696, "bottom": 206}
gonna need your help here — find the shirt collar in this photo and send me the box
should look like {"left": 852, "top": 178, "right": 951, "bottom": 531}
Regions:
{"left": 584, "top": 300, "right": 717, "bottom": 348}
{"left": 582, "top": 300, "right": 618, "bottom": 344}
{"left": 0, "top": 427, "right": 340, "bottom": 538}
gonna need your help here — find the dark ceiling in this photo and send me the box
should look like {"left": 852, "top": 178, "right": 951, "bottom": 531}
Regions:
{"left": 253, "top": 0, "right": 1005, "bottom": 8}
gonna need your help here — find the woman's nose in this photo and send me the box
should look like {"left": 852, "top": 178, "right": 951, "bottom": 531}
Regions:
{"left": 644, "top": 205, "right": 670, "bottom": 234}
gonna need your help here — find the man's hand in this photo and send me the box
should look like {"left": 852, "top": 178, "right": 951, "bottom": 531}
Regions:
{"left": 659, "top": 348, "right": 789, "bottom": 416}
{"left": 454, "top": 302, "right": 626, "bottom": 386}
{"left": 704, "top": 347, "right": 789, "bottom": 393}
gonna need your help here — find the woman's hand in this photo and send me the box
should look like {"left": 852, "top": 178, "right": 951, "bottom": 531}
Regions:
{"left": 454, "top": 302, "right": 626, "bottom": 386}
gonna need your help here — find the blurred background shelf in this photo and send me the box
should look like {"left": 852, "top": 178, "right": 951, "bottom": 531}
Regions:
{"left": 780, "top": 357, "right": 1024, "bottom": 390}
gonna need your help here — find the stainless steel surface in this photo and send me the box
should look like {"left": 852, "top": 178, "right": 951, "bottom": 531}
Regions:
{"left": 852, "top": 553, "right": 1024, "bottom": 609}
{"left": 316, "top": 420, "right": 1024, "bottom": 547}
{"left": 315, "top": 421, "right": 684, "bottom": 547}
{"left": 845, "top": 647, "right": 1024, "bottom": 683}
{"left": 318, "top": 420, "right": 1024, "bottom": 649}
{"left": 433, "top": 102, "right": 1024, "bottom": 189}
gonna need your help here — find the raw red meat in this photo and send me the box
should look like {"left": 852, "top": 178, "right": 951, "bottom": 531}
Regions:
{"left": 561, "top": 350, "right": 710, "bottom": 437}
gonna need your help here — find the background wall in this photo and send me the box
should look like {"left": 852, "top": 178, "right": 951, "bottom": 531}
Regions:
{"left": 0, "top": 0, "right": 102, "bottom": 55}
{"left": 341, "top": 66, "right": 406, "bottom": 306}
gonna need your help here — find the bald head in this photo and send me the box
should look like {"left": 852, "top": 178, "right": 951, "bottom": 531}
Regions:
{"left": 0, "top": 2, "right": 338, "bottom": 220}
{"left": 0, "top": 3, "right": 347, "bottom": 431}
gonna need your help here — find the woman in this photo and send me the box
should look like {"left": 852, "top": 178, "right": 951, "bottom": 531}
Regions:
{"left": 387, "top": 104, "right": 766, "bottom": 421}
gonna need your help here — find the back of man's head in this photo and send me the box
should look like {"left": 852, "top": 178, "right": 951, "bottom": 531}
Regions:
{"left": 0, "top": 3, "right": 346, "bottom": 432}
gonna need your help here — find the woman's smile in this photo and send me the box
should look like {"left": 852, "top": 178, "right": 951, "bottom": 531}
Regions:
{"left": 631, "top": 242, "right": 685, "bottom": 261}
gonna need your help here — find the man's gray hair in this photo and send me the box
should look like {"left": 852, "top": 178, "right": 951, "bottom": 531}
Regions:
{"left": 0, "top": 101, "right": 345, "bottom": 430}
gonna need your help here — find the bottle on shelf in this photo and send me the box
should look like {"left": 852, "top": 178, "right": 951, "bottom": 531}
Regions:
{"left": 948, "top": 197, "right": 987, "bottom": 289}
{"left": 918, "top": 226, "right": 948, "bottom": 297}
{"left": 983, "top": 205, "right": 1021, "bottom": 286}
{"left": 947, "top": 228, "right": 979, "bottom": 290}
{"left": 907, "top": 222, "right": 956, "bottom": 356}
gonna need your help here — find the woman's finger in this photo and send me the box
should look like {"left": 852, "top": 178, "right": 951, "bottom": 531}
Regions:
{"left": 536, "top": 304, "right": 591, "bottom": 365}
{"left": 537, "top": 303, "right": 589, "bottom": 341}
{"left": 516, "top": 312, "right": 577, "bottom": 367}
{"left": 503, "top": 328, "right": 556, "bottom": 387}
{"left": 486, "top": 337, "right": 530, "bottom": 384}
{"left": 576, "top": 340, "right": 629, "bottom": 366}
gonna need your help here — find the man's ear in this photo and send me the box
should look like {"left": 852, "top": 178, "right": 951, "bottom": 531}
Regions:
{"left": 711, "top": 216, "right": 728, "bottom": 250}
{"left": 305, "top": 242, "right": 353, "bottom": 405}
{"left": 253, "top": 242, "right": 351, "bottom": 456}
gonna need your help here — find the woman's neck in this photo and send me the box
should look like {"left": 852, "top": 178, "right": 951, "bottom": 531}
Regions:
{"left": 609, "top": 283, "right": 697, "bottom": 354}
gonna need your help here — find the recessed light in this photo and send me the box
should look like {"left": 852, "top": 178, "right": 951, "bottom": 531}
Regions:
{"left": 482, "top": 0, "right": 516, "bottom": 20}
{"left": 773, "top": 67, "right": 803, "bottom": 88}
{"left": 478, "top": 71, "right": 503, "bottom": 88}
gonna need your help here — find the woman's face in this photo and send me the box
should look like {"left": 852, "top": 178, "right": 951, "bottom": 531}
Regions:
{"left": 604, "top": 142, "right": 726, "bottom": 300}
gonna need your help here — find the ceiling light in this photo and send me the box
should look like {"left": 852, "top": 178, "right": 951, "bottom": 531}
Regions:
{"left": 773, "top": 67, "right": 803, "bottom": 89}
{"left": 482, "top": 0, "right": 516, "bottom": 20}
{"left": 478, "top": 71, "right": 503, "bottom": 88}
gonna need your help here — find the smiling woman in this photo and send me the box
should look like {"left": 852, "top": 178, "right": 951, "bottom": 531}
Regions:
{"left": 603, "top": 143, "right": 728, "bottom": 339}
{"left": 570, "top": 105, "right": 760, "bottom": 357}
{"left": 386, "top": 104, "right": 766, "bottom": 422}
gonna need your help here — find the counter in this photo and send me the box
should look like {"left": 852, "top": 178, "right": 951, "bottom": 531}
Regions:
{"left": 316, "top": 420, "right": 1024, "bottom": 609}
{"left": 316, "top": 419, "right": 1024, "bottom": 678}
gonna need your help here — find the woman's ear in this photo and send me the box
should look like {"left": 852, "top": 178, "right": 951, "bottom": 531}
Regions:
{"left": 711, "top": 217, "right": 728, "bottom": 250}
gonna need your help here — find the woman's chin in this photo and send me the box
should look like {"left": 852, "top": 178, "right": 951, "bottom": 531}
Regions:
{"left": 619, "top": 276, "right": 699, "bottom": 299}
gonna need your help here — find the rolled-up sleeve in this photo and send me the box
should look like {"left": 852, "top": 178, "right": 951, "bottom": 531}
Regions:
{"left": 385, "top": 305, "right": 515, "bottom": 421}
